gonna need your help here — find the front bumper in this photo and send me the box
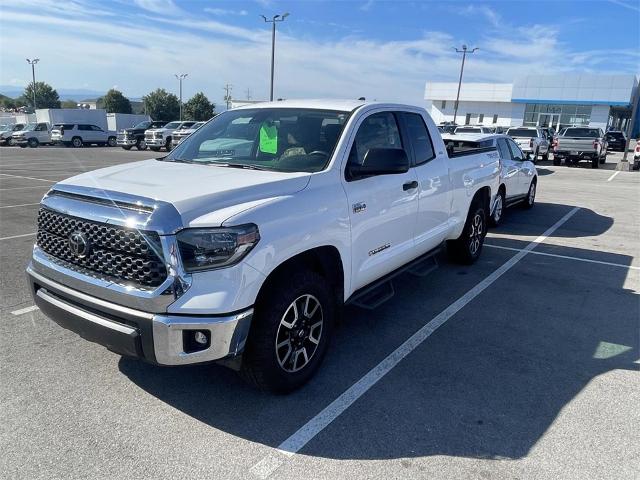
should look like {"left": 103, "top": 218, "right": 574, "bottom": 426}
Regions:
{"left": 145, "top": 138, "right": 165, "bottom": 147}
{"left": 117, "top": 138, "right": 137, "bottom": 146}
{"left": 27, "top": 265, "right": 253, "bottom": 365}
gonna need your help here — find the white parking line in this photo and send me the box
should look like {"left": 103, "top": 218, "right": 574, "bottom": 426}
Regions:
{"left": 607, "top": 171, "right": 620, "bottom": 182}
{"left": 0, "top": 173, "right": 56, "bottom": 183}
{"left": 0, "top": 202, "right": 40, "bottom": 209}
{"left": 0, "top": 232, "right": 36, "bottom": 241}
{"left": 0, "top": 185, "right": 51, "bottom": 191}
{"left": 485, "top": 244, "right": 640, "bottom": 270}
{"left": 11, "top": 305, "right": 39, "bottom": 316}
{"left": 249, "top": 207, "right": 581, "bottom": 479}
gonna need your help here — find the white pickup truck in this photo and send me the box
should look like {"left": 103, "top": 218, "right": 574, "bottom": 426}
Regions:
{"left": 12, "top": 122, "right": 52, "bottom": 148}
{"left": 27, "top": 100, "right": 504, "bottom": 392}
{"left": 506, "top": 127, "right": 550, "bottom": 161}
{"left": 144, "top": 120, "right": 196, "bottom": 151}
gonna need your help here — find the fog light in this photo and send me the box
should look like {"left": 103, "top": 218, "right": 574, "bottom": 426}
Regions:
{"left": 194, "top": 331, "right": 208, "bottom": 345}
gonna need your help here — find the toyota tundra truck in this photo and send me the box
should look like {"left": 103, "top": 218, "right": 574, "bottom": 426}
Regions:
{"left": 553, "top": 127, "right": 607, "bottom": 168}
{"left": 27, "top": 100, "right": 506, "bottom": 392}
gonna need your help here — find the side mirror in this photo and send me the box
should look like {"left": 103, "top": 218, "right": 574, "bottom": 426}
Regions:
{"left": 348, "top": 148, "right": 409, "bottom": 179}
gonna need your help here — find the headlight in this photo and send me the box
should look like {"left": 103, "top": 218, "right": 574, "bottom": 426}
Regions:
{"left": 176, "top": 224, "right": 260, "bottom": 272}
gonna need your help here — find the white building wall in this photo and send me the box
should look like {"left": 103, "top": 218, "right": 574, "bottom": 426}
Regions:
{"left": 429, "top": 100, "right": 518, "bottom": 126}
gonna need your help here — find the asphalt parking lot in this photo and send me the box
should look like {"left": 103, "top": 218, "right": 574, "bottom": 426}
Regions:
{"left": 1, "top": 146, "right": 638, "bottom": 480}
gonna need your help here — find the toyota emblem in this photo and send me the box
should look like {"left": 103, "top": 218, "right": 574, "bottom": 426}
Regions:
{"left": 68, "top": 231, "right": 90, "bottom": 258}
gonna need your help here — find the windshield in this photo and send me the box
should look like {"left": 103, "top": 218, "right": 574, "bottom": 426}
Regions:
{"left": 133, "top": 121, "right": 152, "bottom": 129}
{"left": 508, "top": 129, "right": 537, "bottom": 138}
{"left": 563, "top": 128, "right": 600, "bottom": 138}
{"left": 0, "top": 125, "right": 9, "bottom": 132}
{"left": 165, "top": 108, "right": 349, "bottom": 173}
{"left": 22, "top": 123, "right": 36, "bottom": 131}
{"left": 163, "top": 122, "right": 181, "bottom": 129}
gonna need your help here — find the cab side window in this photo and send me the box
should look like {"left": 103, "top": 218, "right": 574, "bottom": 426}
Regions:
{"left": 400, "top": 112, "right": 435, "bottom": 165}
{"left": 347, "top": 112, "right": 402, "bottom": 169}
{"left": 507, "top": 139, "right": 524, "bottom": 161}
{"left": 497, "top": 138, "right": 512, "bottom": 160}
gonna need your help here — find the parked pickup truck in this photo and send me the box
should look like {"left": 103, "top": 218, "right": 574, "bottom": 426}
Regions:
{"left": 506, "top": 127, "right": 550, "bottom": 162}
{"left": 51, "top": 123, "right": 117, "bottom": 148}
{"left": 117, "top": 120, "right": 167, "bottom": 151}
{"left": 0, "top": 123, "right": 26, "bottom": 146}
{"left": 12, "top": 122, "right": 52, "bottom": 148}
{"left": 172, "top": 121, "right": 206, "bottom": 147}
{"left": 144, "top": 120, "right": 196, "bottom": 151}
{"left": 553, "top": 127, "right": 607, "bottom": 168}
{"left": 27, "top": 100, "right": 502, "bottom": 392}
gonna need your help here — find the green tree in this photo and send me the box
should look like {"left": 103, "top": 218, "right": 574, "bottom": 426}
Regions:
{"left": 60, "top": 100, "right": 77, "bottom": 109}
{"left": 183, "top": 92, "right": 215, "bottom": 121}
{"left": 142, "top": 88, "right": 180, "bottom": 121}
{"left": 101, "top": 88, "right": 132, "bottom": 114}
{"left": 23, "top": 81, "right": 61, "bottom": 109}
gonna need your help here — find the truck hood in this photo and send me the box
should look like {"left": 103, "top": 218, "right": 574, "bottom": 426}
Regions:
{"left": 56, "top": 159, "right": 311, "bottom": 227}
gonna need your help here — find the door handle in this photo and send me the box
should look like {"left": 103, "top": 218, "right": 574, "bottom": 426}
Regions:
{"left": 403, "top": 180, "right": 419, "bottom": 191}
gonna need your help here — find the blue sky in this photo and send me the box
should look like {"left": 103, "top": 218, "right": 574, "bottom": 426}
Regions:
{"left": 1, "top": 0, "right": 638, "bottom": 106}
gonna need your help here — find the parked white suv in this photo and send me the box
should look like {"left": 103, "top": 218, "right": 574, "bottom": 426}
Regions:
{"left": 27, "top": 100, "right": 506, "bottom": 392}
{"left": 51, "top": 124, "right": 118, "bottom": 148}
{"left": 506, "top": 127, "right": 550, "bottom": 161}
{"left": 144, "top": 121, "right": 196, "bottom": 151}
{"left": 12, "top": 122, "right": 52, "bottom": 148}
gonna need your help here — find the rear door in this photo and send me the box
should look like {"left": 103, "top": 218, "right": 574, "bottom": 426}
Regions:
{"left": 399, "top": 111, "right": 450, "bottom": 254}
{"left": 78, "top": 124, "right": 93, "bottom": 143}
{"left": 341, "top": 110, "right": 419, "bottom": 291}
{"left": 91, "top": 125, "right": 107, "bottom": 143}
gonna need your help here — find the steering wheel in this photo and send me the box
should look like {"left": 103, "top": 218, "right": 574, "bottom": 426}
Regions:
{"left": 307, "top": 150, "right": 330, "bottom": 157}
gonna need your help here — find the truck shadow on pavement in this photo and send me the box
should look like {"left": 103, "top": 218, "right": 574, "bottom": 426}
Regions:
{"left": 119, "top": 202, "right": 638, "bottom": 461}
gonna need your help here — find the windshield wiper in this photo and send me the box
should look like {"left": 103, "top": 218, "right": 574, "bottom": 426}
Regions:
{"left": 205, "top": 162, "right": 272, "bottom": 171}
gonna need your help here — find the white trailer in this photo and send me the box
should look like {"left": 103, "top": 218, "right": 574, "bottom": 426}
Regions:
{"left": 107, "top": 113, "right": 150, "bottom": 132}
{"left": 35, "top": 109, "right": 109, "bottom": 131}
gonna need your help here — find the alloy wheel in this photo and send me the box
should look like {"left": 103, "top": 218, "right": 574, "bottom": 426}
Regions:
{"left": 469, "top": 212, "right": 484, "bottom": 256}
{"left": 275, "top": 294, "right": 324, "bottom": 373}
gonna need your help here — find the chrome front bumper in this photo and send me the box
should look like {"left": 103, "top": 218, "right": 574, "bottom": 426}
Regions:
{"left": 145, "top": 138, "right": 165, "bottom": 147}
{"left": 27, "top": 265, "right": 253, "bottom": 365}
{"left": 117, "top": 138, "right": 137, "bottom": 146}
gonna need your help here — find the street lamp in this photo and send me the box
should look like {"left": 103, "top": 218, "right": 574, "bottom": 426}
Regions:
{"left": 26, "top": 58, "right": 40, "bottom": 110}
{"left": 261, "top": 13, "right": 289, "bottom": 101}
{"left": 452, "top": 45, "right": 478, "bottom": 125}
{"left": 175, "top": 73, "right": 188, "bottom": 120}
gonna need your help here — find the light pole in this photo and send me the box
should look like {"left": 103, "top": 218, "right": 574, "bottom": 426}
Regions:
{"left": 261, "top": 13, "right": 289, "bottom": 101}
{"left": 452, "top": 45, "right": 478, "bottom": 125}
{"left": 175, "top": 73, "right": 188, "bottom": 120}
{"left": 26, "top": 58, "right": 40, "bottom": 110}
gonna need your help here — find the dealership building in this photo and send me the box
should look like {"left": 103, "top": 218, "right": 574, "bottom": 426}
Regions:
{"left": 424, "top": 74, "right": 638, "bottom": 133}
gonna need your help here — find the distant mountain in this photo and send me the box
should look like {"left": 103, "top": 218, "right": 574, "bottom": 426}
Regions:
{"left": 0, "top": 86, "right": 141, "bottom": 102}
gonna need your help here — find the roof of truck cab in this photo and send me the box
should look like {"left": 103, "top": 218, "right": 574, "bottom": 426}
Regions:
{"left": 231, "top": 99, "right": 422, "bottom": 113}
{"left": 442, "top": 133, "right": 508, "bottom": 142}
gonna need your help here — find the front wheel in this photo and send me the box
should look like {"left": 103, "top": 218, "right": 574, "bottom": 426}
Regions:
{"left": 489, "top": 190, "right": 505, "bottom": 227}
{"left": 28, "top": 138, "right": 39, "bottom": 148}
{"left": 240, "top": 270, "right": 334, "bottom": 393}
{"left": 7, "top": 137, "right": 15, "bottom": 146}
{"left": 122, "top": 146, "right": 132, "bottom": 151}
{"left": 165, "top": 138, "right": 172, "bottom": 151}
{"left": 522, "top": 180, "right": 536, "bottom": 209}
{"left": 447, "top": 201, "right": 487, "bottom": 265}
{"left": 107, "top": 136, "right": 117, "bottom": 147}
{"left": 136, "top": 138, "right": 147, "bottom": 150}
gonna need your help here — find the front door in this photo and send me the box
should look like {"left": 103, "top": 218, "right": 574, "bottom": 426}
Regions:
{"left": 342, "top": 111, "right": 419, "bottom": 292}
{"left": 496, "top": 138, "right": 522, "bottom": 199}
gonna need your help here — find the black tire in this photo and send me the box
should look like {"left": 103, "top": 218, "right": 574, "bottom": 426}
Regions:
{"left": 522, "top": 180, "right": 536, "bottom": 209}
{"left": 7, "top": 137, "right": 15, "bottom": 146}
{"left": 165, "top": 137, "right": 172, "bottom": 151}
{"left": 28, "top": 138, "right": 39, "bottom": 148}
{"left": 489, "top": 189, "right": 505, "bottom": 227}
{"left": 107, "top": 136, "right": 117, "bottom": 147}
{"left": 447, "top": 201, "right": 487, "bottom": 265}
{"left": 136, "top": 138, "right": 147, "bottom": 151}
{"left": 71, "top": 136, "right": 83, "bottom": 148}
{"left": 240, "top": 269, "right": 334, "bottom": 393}
{"left": 150, "top": 147, "right": 160, "bottom": 152}
{"left": 542, "top": 149, "right": 549, "bottom": 161}
{"left": 19, "top": 144, "right": 27, "bottom": 148}
{"left": 122, "top": 146, "right": 132, "bottom": 151}
{"left": 553, "top": 157, "right": 561, "bottom": 166}
{"left": 591, "top": 158, "right": 599, "bottom": 169}
{"left": 599, "top": 150, "right": 607, "bottom": 164}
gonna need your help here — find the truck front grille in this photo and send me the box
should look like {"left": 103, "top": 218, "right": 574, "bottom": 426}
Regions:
{"left": 36, "top": 208, "right": 167, "bottom": 288}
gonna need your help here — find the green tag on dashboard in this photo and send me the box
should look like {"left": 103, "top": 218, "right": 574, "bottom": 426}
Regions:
{"left": 259, "top": 123, "right": 278, "bottom": 154}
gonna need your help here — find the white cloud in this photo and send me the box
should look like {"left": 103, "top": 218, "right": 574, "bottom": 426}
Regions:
{"left": 133, "top": 0, "right": 181, "bottom": 15}
{"left": 204, "top": 7, "right": 249, "bottom": 16}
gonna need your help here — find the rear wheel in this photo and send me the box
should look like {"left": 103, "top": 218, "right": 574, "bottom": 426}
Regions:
{"left": 489, "top": 189, "right": 505, "bottom": 227}
{"left": 122, "top": 146, "right": 132, "bottom": 151}
{"left": 240, "top": 270, "right": 334, "bottom": 393}
{"left": 448, "top": 200, "right": 487, "bottom": 264}
{"left": 71, "top": 136, "right": 83, "bottom": 148}
{"left": 522, "top": 180, "right": 536, "bottom": 209}
{"left": 27, "top": 138, "right": 39, "bottom": 148}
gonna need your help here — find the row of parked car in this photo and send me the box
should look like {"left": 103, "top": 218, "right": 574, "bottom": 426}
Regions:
{"left": 116, "top": 120, "right": 205, "bottom": 151}
{"left": 441, "top": 123, "right": 636, "bottom": 169}
{"left": 0, "top": 122, "right": 117, "bottom": 148}
{"left": 0, "top": 119, "right": 207, "bottom": 150}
